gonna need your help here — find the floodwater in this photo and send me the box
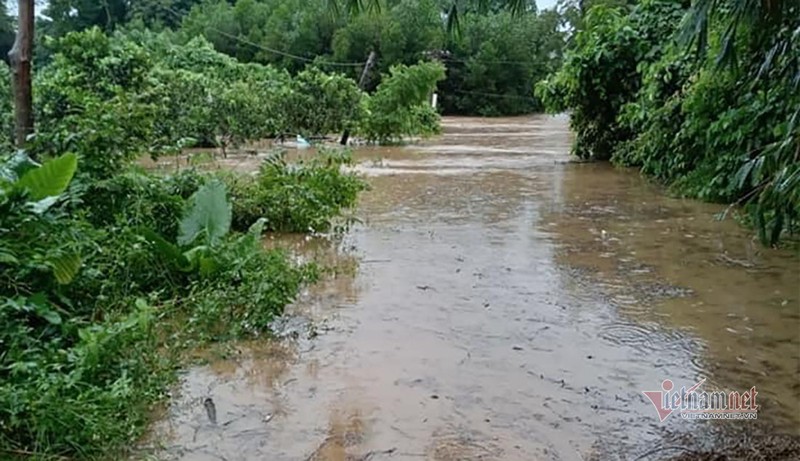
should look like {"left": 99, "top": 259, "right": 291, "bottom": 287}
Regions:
{"left": 142, "top": 116, "right": 800, "bottom": 460}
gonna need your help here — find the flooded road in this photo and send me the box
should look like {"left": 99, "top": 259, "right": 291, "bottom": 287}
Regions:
{"left": 145, "top": 116, "right": 800, "bottom": 460}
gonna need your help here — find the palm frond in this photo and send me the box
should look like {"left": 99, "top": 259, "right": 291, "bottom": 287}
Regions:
{"left": 681, "top": 0, "right": 796, "bottom": 71}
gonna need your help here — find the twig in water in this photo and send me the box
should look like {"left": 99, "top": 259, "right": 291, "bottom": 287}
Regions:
{"left": 359, "top": 448, "right": 397, "bottom": 460}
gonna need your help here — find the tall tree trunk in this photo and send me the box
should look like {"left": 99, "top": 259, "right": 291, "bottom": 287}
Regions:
{"left": 9, "top": 0, "right": 34, "bottom": 149}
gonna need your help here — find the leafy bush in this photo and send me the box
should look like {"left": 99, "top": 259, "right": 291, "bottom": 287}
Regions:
{"left": 282, "top": 66, "right": 365, "bottom": 137}
{"left": 32, "top": 28, "right": 158, "bottom": 178}
{"left": 538, "top": 0, "right": 800, "bottom": 244}
{"left": 141, "top": 36, "right": 293, "bottom": 153}
{"left": 148, "top": 66, "right": 216, "bottom": 155}
{"left": 360, "top": 61, "right": 446, "bottom": 143}
{"left": 0, "top": 153, "right": 83, "bottom": 291}
{"left": 185, "top": 243, "right": 316, "bottom": 340}
{"left": 0, "top": 297, "right": 171, "bottom": 457}
{"left": 82, "top": 168, "right": 205, "bottom": 239}
{"left": 0, "top": 153, "right": 167, "bottom": 456}
{"left": 225, "top": 148, "right": 367, "bottom": 233}
{"left": 536, "top": 1, "right": 685, "bottom": 160}
{"left": 26, "top": 24, "right": 449, "bottom": 171}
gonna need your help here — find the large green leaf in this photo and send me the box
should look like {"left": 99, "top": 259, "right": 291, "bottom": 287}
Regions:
{"left": 16, "top": 153, "right": 78, "bottom": 200}
{"left": 178, "top": 180, "right": 232, "bottom": 247}
{"left": 141, "top": 228, "right": 192, "bottom": 271}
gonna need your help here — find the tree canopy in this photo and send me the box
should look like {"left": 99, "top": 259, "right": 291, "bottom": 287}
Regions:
{"left": 31, "top": 0, "right": 570, "bottom": 116}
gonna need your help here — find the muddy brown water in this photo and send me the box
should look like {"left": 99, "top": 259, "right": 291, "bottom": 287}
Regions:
{"left": 141, "top": 116, "right": 800, "bottom": 460}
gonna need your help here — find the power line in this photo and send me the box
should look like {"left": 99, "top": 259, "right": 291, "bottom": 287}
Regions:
{"left": 160, "top": 6, "right": 539, "bottom": 69}
{"left": 161, "top": 5, "right": 366, "bottom": 68}
{"left": 161, "top": 5, "right": 538, "bottom": 69}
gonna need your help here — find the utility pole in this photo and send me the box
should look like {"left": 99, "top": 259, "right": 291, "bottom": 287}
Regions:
{"left": 9, "top": 0, "right": 34, "bottom": 149}
{"left": 340, "top": 50, "right": 376, "bottom": 146}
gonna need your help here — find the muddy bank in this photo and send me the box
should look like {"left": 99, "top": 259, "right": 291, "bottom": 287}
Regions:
{"left": 140, "top": 115, "right": 799, "bottom": 460}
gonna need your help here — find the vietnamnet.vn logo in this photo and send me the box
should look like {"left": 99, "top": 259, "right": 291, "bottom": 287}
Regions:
{"left": 643, "top": 378, "right": 759, "bottom": 421}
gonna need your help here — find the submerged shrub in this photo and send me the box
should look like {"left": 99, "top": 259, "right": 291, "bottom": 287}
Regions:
{"left": 361, "top": 61, "right": 446, "bottom": 143}
{"left": 187, "top": 244, "right": 317, "bottom": 340}
{"left": 225, "top": 148, "right": 367, "bottom": 233}
{"left": 282, "top": 66, "right": 365, "bottom": 137}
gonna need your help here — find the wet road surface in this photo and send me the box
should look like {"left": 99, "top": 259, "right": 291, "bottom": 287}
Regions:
{"left": 143, "top": 116, "right": 800, "bottom": 460}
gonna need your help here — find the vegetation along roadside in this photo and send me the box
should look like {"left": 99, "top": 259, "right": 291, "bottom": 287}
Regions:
{"left": 0, "top": 25, "right": 379, "bottom": 460}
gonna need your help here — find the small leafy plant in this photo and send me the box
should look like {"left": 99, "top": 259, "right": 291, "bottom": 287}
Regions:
{"left": 225, "top": 148, "right": 367, "bottom": 234}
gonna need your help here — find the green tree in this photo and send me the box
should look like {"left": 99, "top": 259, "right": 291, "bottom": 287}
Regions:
{"left": 282, "top": 66, "right": 365, "bottom": 137}
{"left": 33, "top": 27, "right": 158, "bottom": 178}
{"left": 128, "top": 0, "right": 206, "bottom": 28}
{"left": 180, "top": 0, "right": 339, "bottom": 72}
{"left": 439, "top": 10, "right": 564, "bottom": 115}
{"left": 361, "top": 60, "right": 446, "bottom": 142}
{"left": 536, "top": 1, "right": 684, "bottom": 159}
{"left": 331, "top": 0, "right": 444, "bottom": 86}
{"left": 537, "top": 0, "right": 799, "bottom": 243}
{"left": 42, "top": 0, "right": 128, "bottom": 36}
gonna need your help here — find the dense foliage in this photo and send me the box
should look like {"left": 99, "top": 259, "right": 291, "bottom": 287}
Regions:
{"left": 225, "top": 150, "right": 368, "bottom": 233}
{"left": 14, "top": 26, "right": 446, "bottom": 166}
{"left": 362, "top": 61, "right": 447, "bottom": 142}
{"left": 0, "top": 147, "right": 366, "bottom": 457}
{"left": 0, "top": 151, "right": 333, "bottom": 456}
{"left": 537, "top": 0, "right": 800, "bottom": 244}
{"left": 439, "top": 9, "right": 565, "bottom": 115}
{"left": 0, "top": 18, "right": 377, "bottom": 461}
{"left": 34, "top": 0, "right": 572, "bottom": 117}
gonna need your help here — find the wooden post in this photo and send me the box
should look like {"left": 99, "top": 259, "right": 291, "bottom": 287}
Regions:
{"left": 9, "top": 0, "right": 34, "bottom": 149}
{"left": 340, "top": 50, "right": 377, "bottom": 146}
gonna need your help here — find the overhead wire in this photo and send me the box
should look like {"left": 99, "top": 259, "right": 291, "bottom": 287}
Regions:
{"left": 161, "top": 5, "right": 538, "bottom": 69}
{"left": 160, "top": 4, "right": 540, "bottom": 101}
{"left": 160, "top": 5, "right": 366, "bottom": 68}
